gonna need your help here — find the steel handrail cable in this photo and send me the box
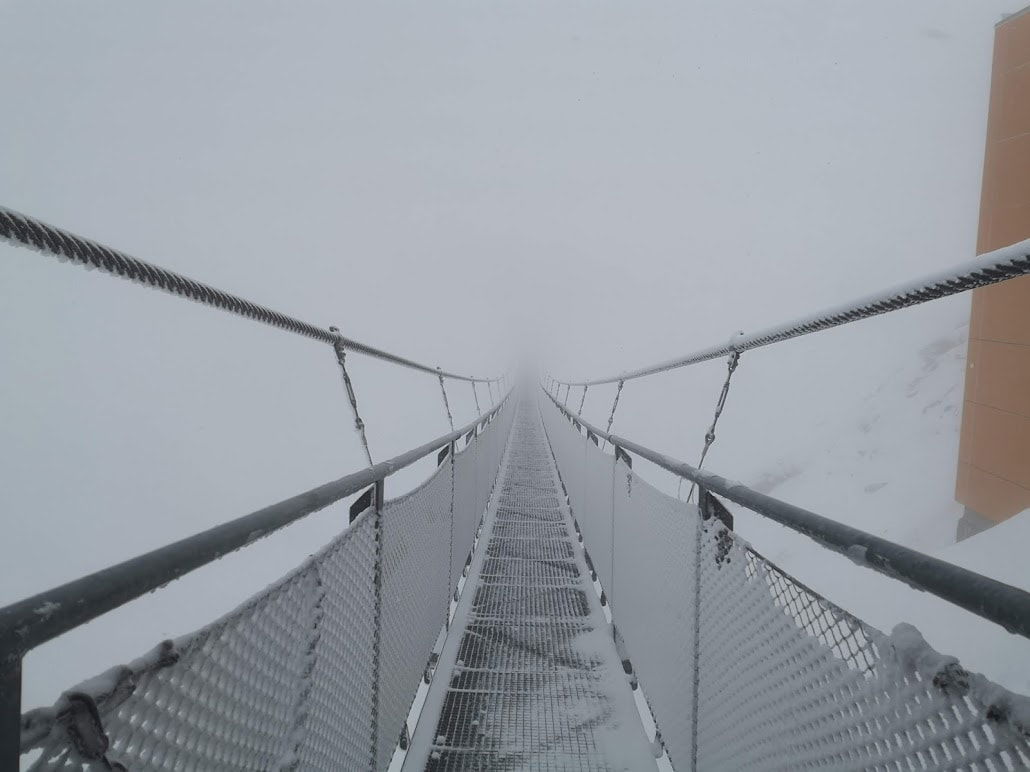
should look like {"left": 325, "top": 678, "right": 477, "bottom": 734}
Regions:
{"left": 555, "top": 236, "right": 1030, "bottom": 386}
{"left": 0, "top": 205, "right": 500, "bottom": 384}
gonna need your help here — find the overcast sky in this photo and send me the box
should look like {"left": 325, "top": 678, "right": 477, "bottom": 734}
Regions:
{"left": 1, "top": 1, "right": 1020, "bottom": 711}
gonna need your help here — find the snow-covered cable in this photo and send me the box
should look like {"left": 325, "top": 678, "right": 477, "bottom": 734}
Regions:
{"left": 598, "top": 379, "right": 625, "bottom": 452}
{"left": 557, "top": 237, "right": 1030, "bottom": 386}
{"left": 682, "top": 352, "right": 740, "bottom": 501}
{"left": 0, "top": 205, "right": 499, "bottom": 383}
{"left": 437, "top": 369, "right": 455, "bottom": 431}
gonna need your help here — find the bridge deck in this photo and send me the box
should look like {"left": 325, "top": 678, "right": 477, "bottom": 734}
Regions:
{"left": 405, "top": 404, "right": 653, "bottom": 771}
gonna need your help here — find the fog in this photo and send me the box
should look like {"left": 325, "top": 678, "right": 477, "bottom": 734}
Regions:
{"left": 1, "top": 0, "right": 1020, "bottom": 713}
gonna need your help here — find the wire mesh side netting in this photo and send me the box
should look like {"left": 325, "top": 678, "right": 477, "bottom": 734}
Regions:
{"left": 451, "top": 442, "right": 479, "bottom": 589}
{"left": 25, "top": 514, "right": 379, "bottom": 771}
{"left": 20, "top": 399, "right": 515, "bottom": 771}
{"left": 377, "top": 458, "right": 453, "bottom": 770}
{"left": 610, "top": 459, "right": 699, "bottom": 771}
{"left": 540, "top": 394, "right": 1030, "bottom": 772}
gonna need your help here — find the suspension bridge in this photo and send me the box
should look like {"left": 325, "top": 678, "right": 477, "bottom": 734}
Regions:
{"left": 2, "top": 205, "right": 1030, "bottom": 770}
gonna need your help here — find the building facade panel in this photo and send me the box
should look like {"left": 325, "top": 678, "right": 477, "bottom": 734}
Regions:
{"left": 957, "top": 8, "right": 1030, "bottom": 530}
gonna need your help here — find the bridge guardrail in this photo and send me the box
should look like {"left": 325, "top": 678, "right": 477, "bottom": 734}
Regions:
{"left": 542, "top": 386, "right": 1030, "bottom": 638}
{"left": 539, "top": 388, "right": 1030, "bottom": 770}
{"left": 0, "top": 204, "right": 515, "bottom": 768}
{"left": 3, "top": 395, "right": 515, "bottom": 769}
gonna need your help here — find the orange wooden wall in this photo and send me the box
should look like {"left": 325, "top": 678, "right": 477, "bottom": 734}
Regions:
{"left": 956, "top": 9, "right": 1030, "bottom": 522}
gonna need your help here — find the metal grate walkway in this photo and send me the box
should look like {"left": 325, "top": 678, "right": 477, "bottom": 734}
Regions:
{"left": 405, "top": 404, "right": 654, "bottom": 771}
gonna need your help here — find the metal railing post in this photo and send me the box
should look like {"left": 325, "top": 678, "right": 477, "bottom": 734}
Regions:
{"left": 370, "top": 478, "right": 385, "bottom": 770}
{"left": 690, "top": 502, "right": 703, "bottom": 769}
{"left": 445, "top": 440, "right": 457, "bottom": 628}
{"left": 611, "top": 445, "right": 632, "bottom": 616}
{"left": 609, "top": 450, "right": 617, "bottom": 612}
{"left": 1, "top": 659, "right": 21, "bottom": 770}
{"left": 284, "top": 564, "right": 325, "bottom": 771}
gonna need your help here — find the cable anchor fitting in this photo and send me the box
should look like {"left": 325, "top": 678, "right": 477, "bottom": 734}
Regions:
{"left": 683, "top": 348, "right": 741, "bottom": 501}
{"left": 329, "top": 326, "right": 374, "bottom": 467}
{"left": 600, "top": 379, "right": 625, "bottom": 452}
{"left": 437, "top": 368, "right": 455, "bottom": 431}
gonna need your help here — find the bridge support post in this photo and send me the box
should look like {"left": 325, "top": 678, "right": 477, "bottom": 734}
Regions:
{"left": 1, "top": 658, "right": 21, "bottom": 770}
{"left": 446, "top": 439, "right": 456, "bottom": 630}
{"left": 690, "top": 491, "right": 704, "bottom": 770}
{"left": 370, "top": 478, "right": 385, "bottom": 770}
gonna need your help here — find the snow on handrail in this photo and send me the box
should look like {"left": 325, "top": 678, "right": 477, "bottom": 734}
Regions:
{"left": 0, "top": 205, "right": 501, "bottom": 384}
{"left": 555, "top": 237, "right": 1030, "bottom": 386}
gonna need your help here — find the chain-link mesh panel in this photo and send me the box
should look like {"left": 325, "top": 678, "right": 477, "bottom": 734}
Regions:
{"left": 487, "top": 414, "right": 502, "bottom": 509}
{"left": 473, "top": 410, "right": 508, "bottom": 523}
{"left": 474, "top": 428, "right": 491, "bottom": 521}
{"left": 26, "top": 512, "right": 379, "bottom": 771}
{"left": 582, "top": 437, "right": 614, "bottom": 593}
{"left": 541, "top": 403, "right": 588, "bottom": 547}
{"left": 610, "top": 460, "right": 699, "bottom": 771}
{"left": 452, "top": 443, "right": 479, "bottom": 589}
{"left": 695, "top": 523, "right": 1030, "bottom": 770}
{"left": 378, "top": 459, "right": 453, "bottom": 770}
{"left": 20, "top": 401, "right": 516, "bottom": 772}
{"left": 451, "top": 400, "right": 515, "bottom": 592}
{"left": 301, "top": 511, "right": 379, "bottom": 771}
{"left": 541, "top": 394, "right": 1030, "bottom": 772}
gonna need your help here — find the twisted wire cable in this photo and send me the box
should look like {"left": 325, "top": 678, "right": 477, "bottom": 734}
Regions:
{"left": 682, "top": 351, "right": 740, "bottom": 502}
{"left": 437, "top": 369, "right": 455, "bottom": 431}
{"left": 557, "top": 237, "right": 1030, "bottom": 386}
{"left": 330, "top": 329, "right": 374, "bottom": 466}
{"left": 598, "top": 379, "right": 625, "bottom": 452}
{"left": 0, "top": 205, "right": 498, "bottom": 383}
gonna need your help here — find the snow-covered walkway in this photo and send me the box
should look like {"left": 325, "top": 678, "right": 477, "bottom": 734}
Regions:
{"left": 405, "top": 403, "right": 653, "bottom": 771}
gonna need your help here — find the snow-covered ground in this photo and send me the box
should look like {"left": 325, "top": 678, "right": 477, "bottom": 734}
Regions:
{"left": 739, "top": 319, "right": 969, "bottom": 555}
{"left": 714, "top": 313, "right": 1030, "bottom": 691}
